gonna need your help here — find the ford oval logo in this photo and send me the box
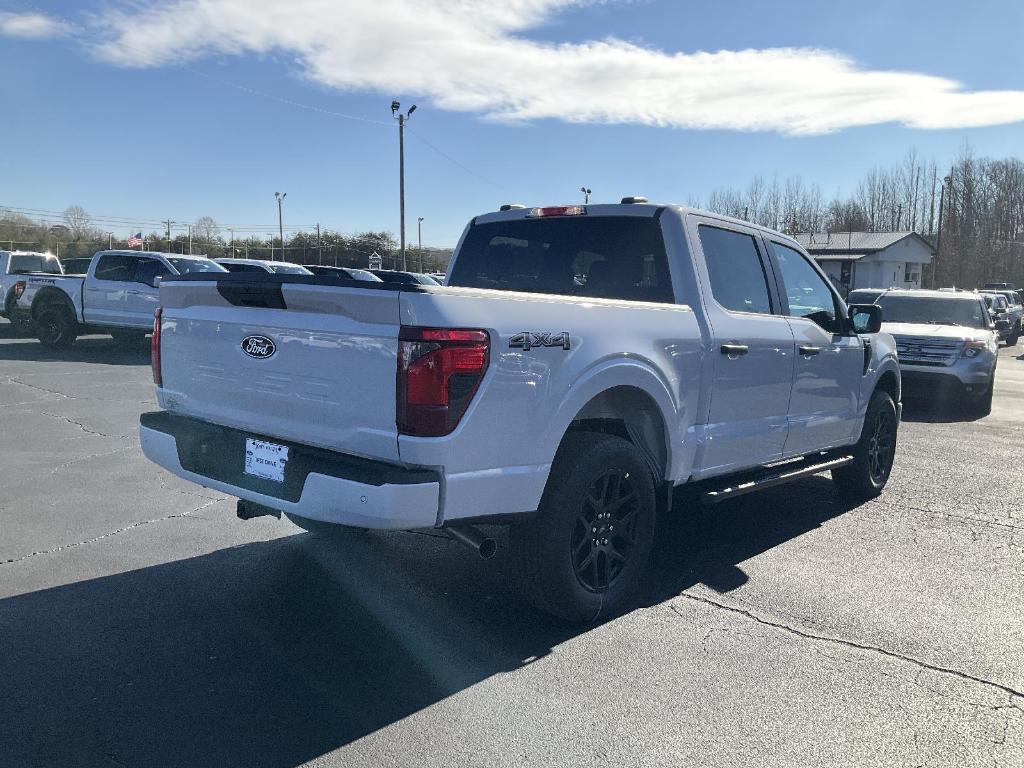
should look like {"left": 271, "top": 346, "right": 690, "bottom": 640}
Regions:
{"left": 241, "top": 335, "right": 276, "bottom": 359}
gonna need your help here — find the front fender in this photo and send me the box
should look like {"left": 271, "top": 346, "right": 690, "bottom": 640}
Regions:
{"left": 861, "top": 331, "right": 901, "bottom": 416}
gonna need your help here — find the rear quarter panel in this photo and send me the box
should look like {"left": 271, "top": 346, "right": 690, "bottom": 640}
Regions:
{"left": 398, "top": 287, "right": 705, "bottom": 521}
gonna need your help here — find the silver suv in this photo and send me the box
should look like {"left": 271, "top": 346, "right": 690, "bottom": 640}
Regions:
{"left": 876, "top": 289, "right": 999, "bottom": 416}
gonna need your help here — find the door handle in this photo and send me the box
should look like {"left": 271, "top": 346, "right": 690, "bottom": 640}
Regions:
{"left": 799, "top": 345, "right": 822, "bottom": 356}
{"left": 720, "top": 343, "right": 749, "bottom": 357}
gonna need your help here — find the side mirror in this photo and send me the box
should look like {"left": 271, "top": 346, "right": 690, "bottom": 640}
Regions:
{"left": 849, "top": 303, "right": 882, "bottom": 334}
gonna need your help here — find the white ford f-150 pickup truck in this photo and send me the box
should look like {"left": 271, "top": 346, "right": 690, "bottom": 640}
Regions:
{"left": 140, "top": 201, "right": 901, "bottom": 621}
{"left": 1, "top": 250, "right": 63, "bottom": 332}
{"left": 14, "top": 249, "right": 226, "bottom": 348}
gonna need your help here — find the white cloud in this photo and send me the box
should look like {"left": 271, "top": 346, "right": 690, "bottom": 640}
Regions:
{"left": 0, "top": 12, "right": 69, "bottom": 39}
{"left": 92, "top": 0, "right": 1024, "bottom": 135}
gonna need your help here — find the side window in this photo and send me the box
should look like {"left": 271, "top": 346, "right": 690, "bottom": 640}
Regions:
{"left": 92, "top": 255, "right": 136, "bottom": 281}
{"left": 698, "top": 225, "right": 773, "bottom": 314}
{"left": 768, "top": 241, "right": 842, "bottom": 333}
{"left": 133, "top": 259, "right": 173, "bottom": 287}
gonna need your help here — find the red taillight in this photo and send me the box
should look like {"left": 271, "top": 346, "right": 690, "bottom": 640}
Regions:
{"left": 13, "top": 281, "right": 25, "bottom": 300}
{"left": 151, "top": 307, "right": 163, "bottom": 386}
{"left": 397, "top": 326, "right": 489, "bottom": 437}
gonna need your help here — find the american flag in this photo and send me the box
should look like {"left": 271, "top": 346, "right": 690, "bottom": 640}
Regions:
{"left": 127, "top": 232, "right": 143, "bottom": 248}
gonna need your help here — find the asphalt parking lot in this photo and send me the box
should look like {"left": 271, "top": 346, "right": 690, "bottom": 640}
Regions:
{"left": 1, "top": 325, "right": 1022, "bottom": 768}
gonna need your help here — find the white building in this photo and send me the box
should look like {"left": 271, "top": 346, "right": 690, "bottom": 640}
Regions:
{"left": 793, "top": 232, "right": 935, "bottom": 296}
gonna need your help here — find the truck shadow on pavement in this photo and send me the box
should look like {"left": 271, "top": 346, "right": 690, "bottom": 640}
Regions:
{"left": 0, "top": 333, "right": 149, "bottom": 366}
{"left": 898, "top": 398, "right": 986, "bottom": 424}
{"left": 0, "top": 477, "right": 859, "bottom": 767}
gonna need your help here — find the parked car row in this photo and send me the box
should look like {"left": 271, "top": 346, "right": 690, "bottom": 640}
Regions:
{"left": 6, "top": 250, "right": 441, "bottom": 348}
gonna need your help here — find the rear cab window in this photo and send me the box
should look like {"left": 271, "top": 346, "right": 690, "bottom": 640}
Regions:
{"left": 449, "top": 215, "right": 674, "bottom": 303}
{"left": 9, "top": 254, "right": 62, "bottom": 275}
{"left": 696, "top": 225, "right": 773, "bottom": 314}
{"left": 93, "top": 254, "right": 137, "bottom": 281}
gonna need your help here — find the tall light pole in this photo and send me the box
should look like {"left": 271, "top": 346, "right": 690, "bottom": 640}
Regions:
{"left": 417, "top": 217, "right": 424, "bottom": 272}
{"left": 580, "top": 186, "right": 592, "bottom": 204}
{"left": 275, "top": 191, "right": 287, "bottom": 262}
{"left": 392, "top": 100, "right": 417, "bottom": 271}
{"left": 107, "top": 232, "right": 113, "bottom": 249}
{"left": 934, "top": 174, "right": 951, "bottom": 288}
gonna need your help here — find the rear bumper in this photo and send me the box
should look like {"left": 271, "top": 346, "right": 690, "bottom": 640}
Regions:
{"left": 139, "top": 411, "right": 441, "bottom": 530}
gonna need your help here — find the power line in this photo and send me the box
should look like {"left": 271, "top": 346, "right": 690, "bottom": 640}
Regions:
{"left": 185, "top": 67, "right": 504, "bottom": 190}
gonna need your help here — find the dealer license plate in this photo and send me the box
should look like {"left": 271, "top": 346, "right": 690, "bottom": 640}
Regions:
{"left": 244, "top": 438, "right": 289, "bottom": 483}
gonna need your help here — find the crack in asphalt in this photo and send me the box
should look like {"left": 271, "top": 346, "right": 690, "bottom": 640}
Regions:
{"left": 39, "top": 411, "right": 127, "bottom": 438}
{"left": 49, "top": 443, "right": 140, "bottom": 473}
{"left": 671, "top": 592, "right": 1024, "bottom": 701}
{"left": 0, "top": 499, "right": 221, "bottom": 566}
{"left": 4, "top": 375, "right": 156, "bottom": 405}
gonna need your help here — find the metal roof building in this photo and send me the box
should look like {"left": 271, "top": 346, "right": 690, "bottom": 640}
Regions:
{"left": 793, "top": 232, "right": 935, "bottom": 296}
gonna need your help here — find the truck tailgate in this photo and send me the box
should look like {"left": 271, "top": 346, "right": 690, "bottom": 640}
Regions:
{"left": 157, "top": 279, "right": 402, "bottom": 462}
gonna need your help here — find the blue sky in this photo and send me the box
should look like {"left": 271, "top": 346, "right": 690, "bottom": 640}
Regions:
{"left": 1, "top": 0, "right": 1023, "bottom": 248}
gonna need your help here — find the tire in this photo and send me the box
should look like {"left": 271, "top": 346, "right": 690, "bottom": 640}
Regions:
{"left": 110, "top": 329, "right": 148, "bottom": 347}
{"left": 832, "top": 389, "right": 898, "bottom": 501}
{"left": 1007, "top": 331, "right": 1020, "bottom": 347}
{"left": 284, "top": 512, "right": 368, "bottom": 537}
{"left": 509, "top": 432, "right": 658, "bottom": 623}
{"left": 35, "top": 305, "right": 78, "bottom": 349}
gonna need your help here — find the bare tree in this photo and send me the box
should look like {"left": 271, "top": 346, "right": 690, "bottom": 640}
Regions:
{"left": 192, "top": 216, "right": 220, "bottom": 244}
{"left": 63, "top": 205, "right": 91, "bottom": 237}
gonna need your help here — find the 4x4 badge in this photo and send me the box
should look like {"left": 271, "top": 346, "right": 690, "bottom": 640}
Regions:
{"left": 509, "top": 332, "right": 571, "bottom": 351}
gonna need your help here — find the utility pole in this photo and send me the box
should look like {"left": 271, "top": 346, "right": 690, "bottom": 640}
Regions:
{"left": 934, "top": 174, "right": 951, "bottom": 288}
{"left": 187, "top": 224, "right": 192, "bottom": 255}
{"left": 107, "top": 232, "right": 113, "bottom": 249}
{"left": 275, "top": 191, "right": 287, "bottom": 262}
{"left": 392, "top": 100, "right": 417, "bottom": 271}
{"left": 164, "top": 219, "right": 175, "bottom": 252}
{"left": 228, "top": 228, "right": 234, "bottom": 256}
{"left": 417, "top": 217, "right": 424, "bottom": 272}
{"left": 316, "top": 223, "right": 321, "bottom": 265}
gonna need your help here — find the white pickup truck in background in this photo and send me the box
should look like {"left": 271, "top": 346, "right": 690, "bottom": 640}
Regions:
{"left": 1, "top": 250, "right": 63, "bottom": 332}
{"left": 141, "top": 201, "right": 901, "bottom": 621}
{"left": 14, "top": 249, "right": 226, "bottom": 348}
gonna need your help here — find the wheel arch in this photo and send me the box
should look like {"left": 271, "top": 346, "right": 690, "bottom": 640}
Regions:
{"left": 875, "top": 367, "right": 900, "bottom": 405}
{"left": 30, "top": 287, "right": 77, "bottom": 321}
{"left": 551, "top": 373, "right": 676, "bottom": 485}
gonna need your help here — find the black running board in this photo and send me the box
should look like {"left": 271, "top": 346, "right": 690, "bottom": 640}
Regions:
{"left": 701, "top": 454, "right": 853, "bottom": 505}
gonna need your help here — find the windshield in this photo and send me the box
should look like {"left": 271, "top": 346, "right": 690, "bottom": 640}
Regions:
{"left": 168, "top": 258, "right": 228, "bottom": 274}
{"left": 877, "top": 294, "right": 987, "bottom": 328}
{"left": 450, "top": 215, "right": 673, "bottom": 302}
{"left": 269, "top": 264, "right": 312, "bottom": 274}
{"left": 10, "top": 254, "right": 62, "bottom": 274}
